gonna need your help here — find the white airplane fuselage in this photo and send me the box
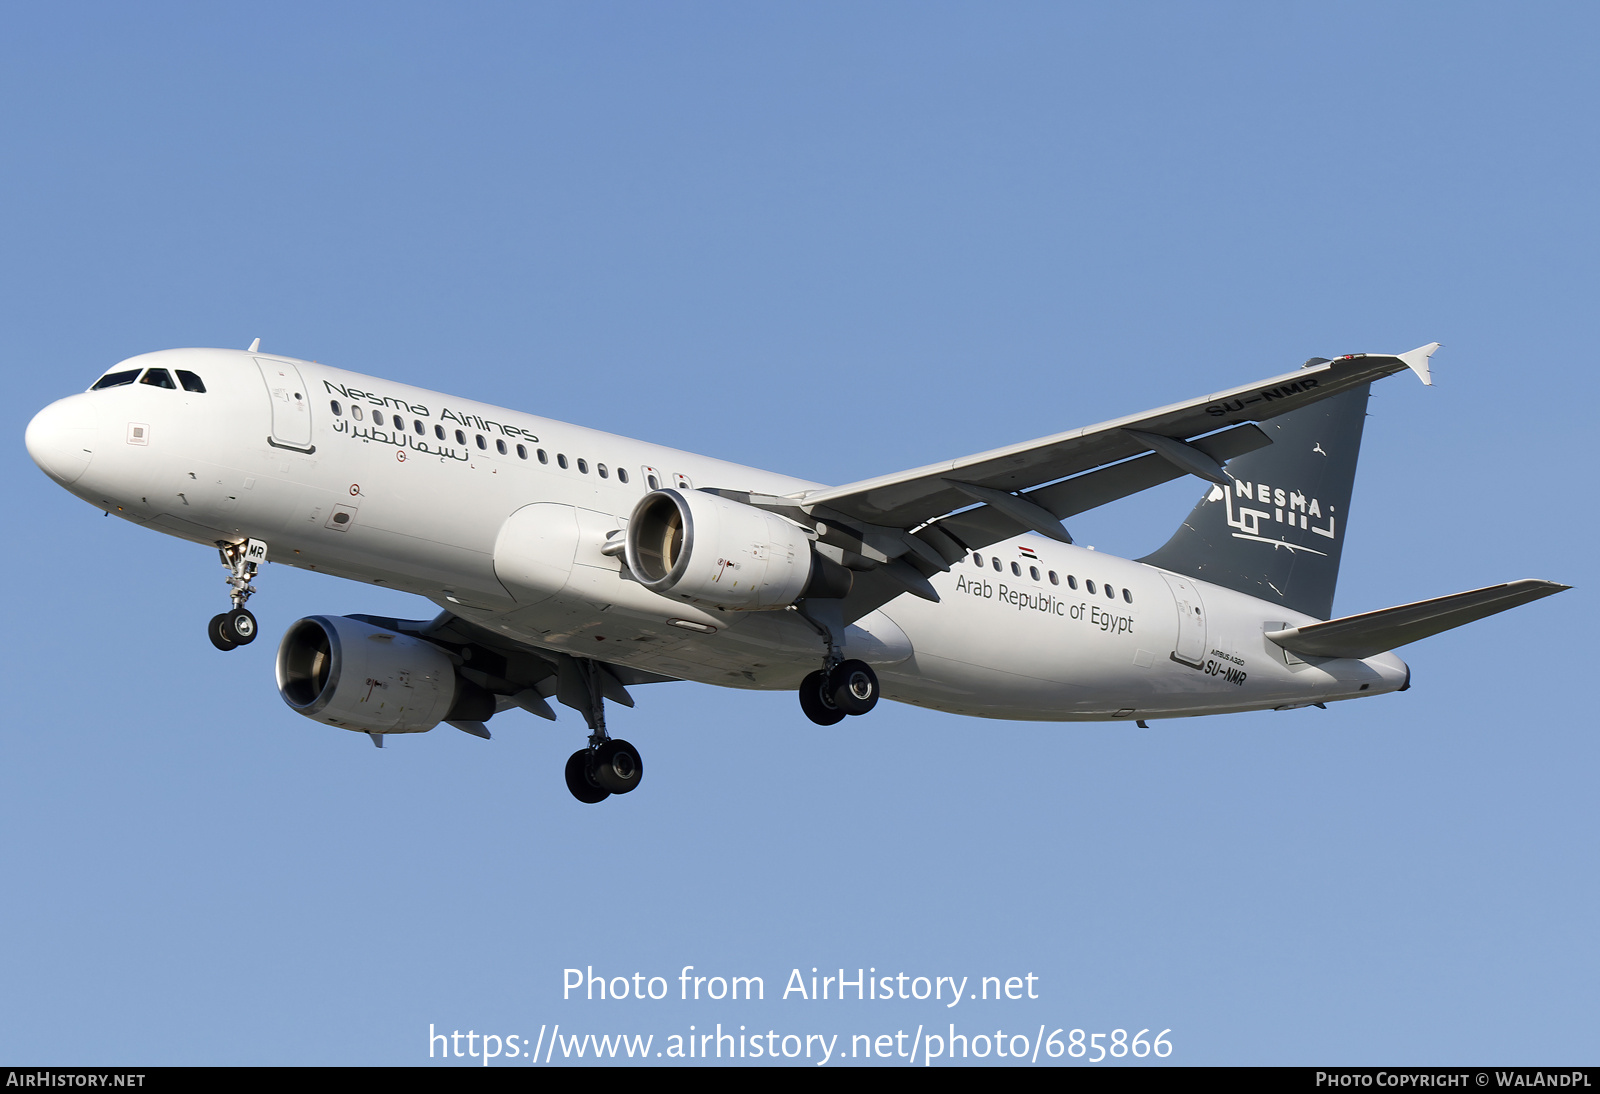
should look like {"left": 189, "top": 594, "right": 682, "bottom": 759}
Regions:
{"left": 27, "top": 348, "right": 1409, "bottom": 724}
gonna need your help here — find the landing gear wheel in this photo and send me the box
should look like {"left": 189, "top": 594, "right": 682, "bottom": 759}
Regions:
{"left": 829, "top": 659, "right": 879, "bottom": 716}
{"left": 798, "top": 670, "right": 846, "bottom": 726}
{"left": 221, "top": 607, "right": 257, "bottom": 645}
{"left": 591, "top": 739, "right": 643, "bottom": 794}
{"left": 565, "top": 749, "right": 610, "bottom": 804}
{"left": 207, "top": 614, "right": 238, "bottom": 652}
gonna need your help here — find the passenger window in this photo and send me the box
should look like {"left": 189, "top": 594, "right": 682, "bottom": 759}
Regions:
{"left": 557, "top": 454, "right": 569, "bottom": 469}
{"left": 1123, "top": 588, "right": 1133, "bottom": 604}
{"left": 176, "top": 370, "right": 206, "bottom": 393}
{"left": 516, "top": 444, "right": 527, "bottom": 460}
{"left": 414, "top": 420, "right": 424, "bottom": 435}
{"left": 1106, "top": 584, "right": 1116, "bottom": 599}
{"left": 139, "top": 369, "right": 176, "bottom": 389}
{"left": 434, "top": 425, "right": 445, "bottom": 440}
{"left": 674, "top": 473, "right": 693, "bottom": 489}
{"left": 373, "top": 411, "right": 385, "bottom": 426}
{"left": 352, "top": 406, "right": 364, "bottom": 421}
{"left": 973, "top": 553, "right": 984, "bottom": 567}
{"left": 496, "top": 439, "right": 507, "bottom": 455}
{"left": 1049, "top": 571, "right": 1059, "bottom": 585}
{"left": 991, "top": 557, "right": 1001, "bottom": 572}
{"left": 90, "top": 369, "right": 140, "bottom": 390}
{"left": 538, "top": 449, "right": 548, "bottom": 464}
{"left": 1010, "top": 561, "right": 1021, "bottom": 576}
{"left": 455, "top": 429, "right": 466, "bottom": 445}
{"left": 476, "top": 435, "right": 487, "bottom": 450}
{"left": 598, "top": 463, "right": 609, "bottom": 479}
{"left": 1067, "top": 575, "right": 1078, "bottom": 590}
{"left": 1030, "top": 566, "right": 1040, "bottom": 581}
{"left": 1086, "top": 580, "right": 1097, "bottom": 595}
{"left": 647, "top": 474, "right": 659, "bottom": 489}
{"left": 617, "top": 468, "right": 629, "bottom": 484}
{"left": 577, "top": 458, "right": 588, "bottom": 474}
{"left": 330, "top": 401, "right": 343, "bottom": 416}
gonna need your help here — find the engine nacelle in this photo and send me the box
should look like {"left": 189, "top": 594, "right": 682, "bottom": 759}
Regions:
{"left": 275, "top": 615, "right": 492, "bottom": 734}
{"left": 625, "top": 489, "right": 850, "bottom": 610}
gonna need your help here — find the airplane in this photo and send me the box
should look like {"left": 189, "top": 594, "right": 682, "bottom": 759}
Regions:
{"left": 24, "top": 340, "right": 1567, "bottom": 804}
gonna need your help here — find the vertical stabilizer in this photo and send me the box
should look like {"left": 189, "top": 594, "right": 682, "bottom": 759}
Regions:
{"left": 1138, "top": 381, "right": 1371, "bottom": 620}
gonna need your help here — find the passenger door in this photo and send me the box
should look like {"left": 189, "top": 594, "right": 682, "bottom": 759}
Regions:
{"left": 255, "top": 357, "right": 314, "bottom": 451}
{"left": 1160, "top": 572, "right": 1208, "bottom": 668}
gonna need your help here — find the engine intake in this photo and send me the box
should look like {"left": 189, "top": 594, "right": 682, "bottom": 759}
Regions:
{"left": 625, "top": 489, "right": 850, "bottom": 610}
{"left": 276, "top": 615, "right": 490, "bottom": 734}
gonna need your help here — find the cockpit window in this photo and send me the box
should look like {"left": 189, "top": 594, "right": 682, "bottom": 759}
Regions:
{"left": 90, "top": 369, "right": 140, "bottom": 390}
{"left": 175, "top": 370, "right": 206, "bottom": 393}
{"left": 139, "top": 369, "right": 176, "bottom": 389}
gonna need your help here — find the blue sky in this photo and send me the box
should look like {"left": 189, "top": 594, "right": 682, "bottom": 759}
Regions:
{"left": 1, "top": 3, "right": 1594, "bottom": 1066}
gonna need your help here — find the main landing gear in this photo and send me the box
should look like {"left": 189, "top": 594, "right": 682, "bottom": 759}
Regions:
{"left": 208, "top": 539, "right": 265, "bottom": 651}
{"left": 798, "top": 659, "right": 880, "bottom": 725}
{"left": 794, "top": 598, "right": 881, "bottom": 725}
{"left": 562, "top": 658, "right": 644, "bottom": 805}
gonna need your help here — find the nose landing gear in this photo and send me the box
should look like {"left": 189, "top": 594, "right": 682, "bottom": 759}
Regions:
{"left": 208, "top": 539, "right": 266, "bottom": 651}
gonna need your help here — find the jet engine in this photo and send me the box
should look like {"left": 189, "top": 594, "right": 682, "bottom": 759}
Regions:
{"left": 625, "top": 488, "right": 851, "bottom": 610}
{"left": 275, "top": 615, "right": 494, "bottom": 734}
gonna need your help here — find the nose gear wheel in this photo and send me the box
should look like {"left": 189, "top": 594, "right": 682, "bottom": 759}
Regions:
{"left": 209, "top": 608, "right": 258, "bottom": 649}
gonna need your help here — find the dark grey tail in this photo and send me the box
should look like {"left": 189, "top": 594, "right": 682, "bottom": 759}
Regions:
{"left": 1138, "top": 381, "right": 1372, "bottom": 620}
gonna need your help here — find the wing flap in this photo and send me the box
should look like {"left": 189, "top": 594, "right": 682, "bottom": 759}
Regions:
{"left": 1265, "top": 579, "right": 1569, "bottom": 659}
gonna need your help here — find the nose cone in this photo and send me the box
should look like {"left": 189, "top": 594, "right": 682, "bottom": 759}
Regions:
{"left": 26, "top": 395, "right": 98, "bottom": 486}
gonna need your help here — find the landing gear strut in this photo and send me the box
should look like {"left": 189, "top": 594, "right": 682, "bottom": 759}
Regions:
{"left": 795, "top": 599, "right": 880, "bottom": 725}
{"left": 561, "top": 658, "right": 643, "bottom": 804}
{"left": 208, "top": 539, "right": 265, "bottom": 651}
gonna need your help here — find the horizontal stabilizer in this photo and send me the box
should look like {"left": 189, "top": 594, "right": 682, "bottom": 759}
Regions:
{"left": 1265, "top": 579, "right": 1569, "bottom": 659}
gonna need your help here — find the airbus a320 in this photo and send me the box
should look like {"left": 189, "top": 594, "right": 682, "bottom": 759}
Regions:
{"left": 25, "top": 341, "right": 1566, "bottom": 802}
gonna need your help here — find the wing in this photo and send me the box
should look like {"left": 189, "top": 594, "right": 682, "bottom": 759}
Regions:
{"left": 801, "top": 344, "right": 1439, "bottom": 535}
{"left": 715, "top": 345, "right": 1439, "bottom": 622}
